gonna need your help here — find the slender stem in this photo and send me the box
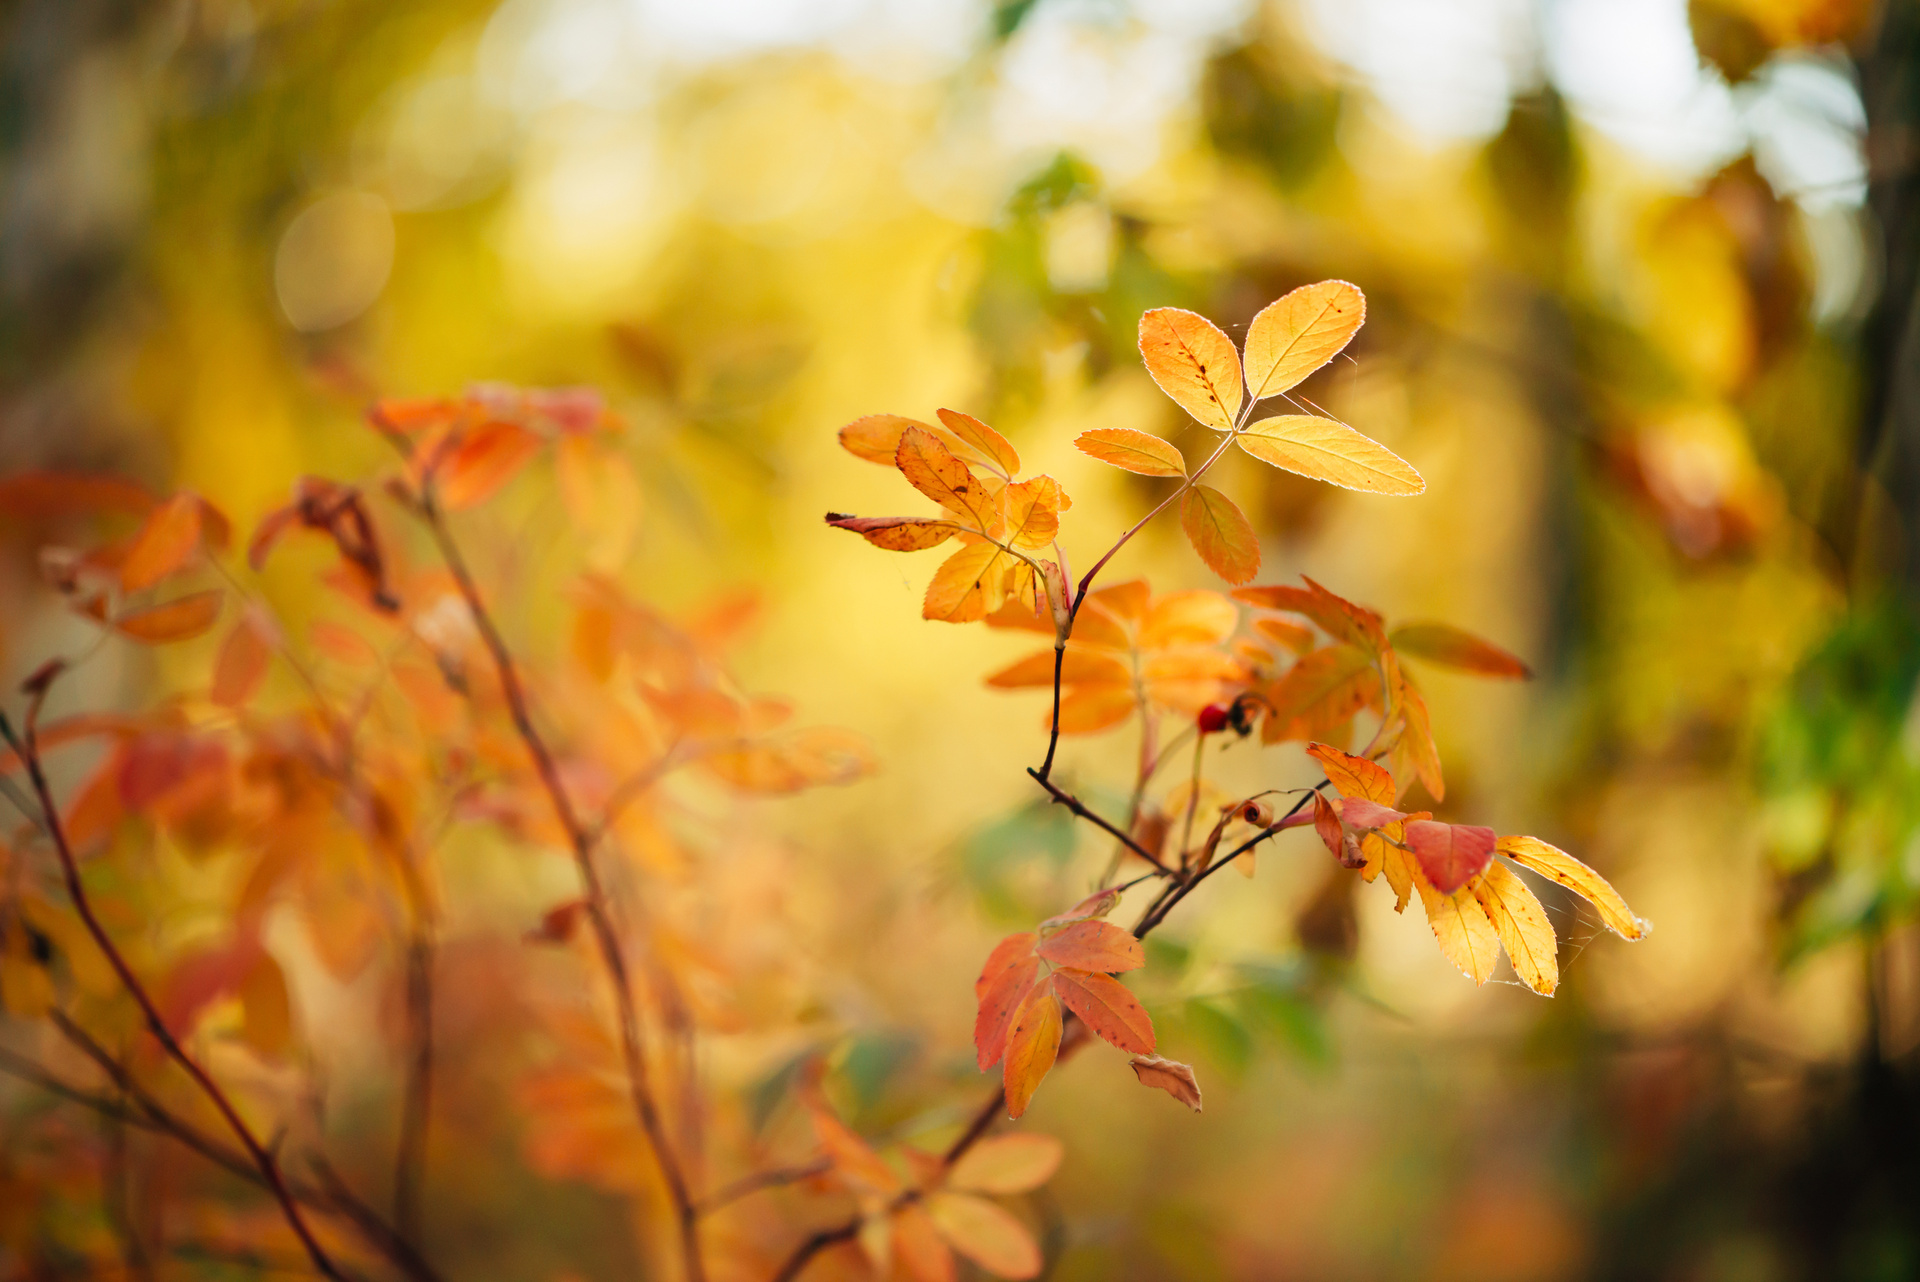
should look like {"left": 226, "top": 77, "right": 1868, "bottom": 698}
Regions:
{"left": 695, "top": 1160, "right": 831, "bottom": 1215}
{"left": 0, "top": 713, "right": 348, "bottom": 1281}
{"left": 416, "top": 502, "right": 706, "bottom": 1282}
{"left": 1026, "top": 768, "right": 1171, "bottom": 874}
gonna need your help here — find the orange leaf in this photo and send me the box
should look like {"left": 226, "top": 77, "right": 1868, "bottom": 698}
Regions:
{"left": 436, "top": 421, "right": 543, "bottom": 510}
{"left": 1234, "top": 578, "right": 1387, "bottom": 655}
{"left": 1389, "top": 621, "right": 1533, "bottom": 679}
{"left": 1001, "top": 982, "right": 1062, "bottom": 1119}
{"left": 985, "top": 648, "right": 1131, "bottom": 690}
{"left": 1051, "top": 686, "right": 1138, "bottom": 735}
{"left": 1179, "top": 485, "right": 1259, "bottom": 584}
{"left": 1243, "top": 280, "right": 1366, "bottom": 400}
{"left": 1255, "top": 616, "right": 1316, "bottom": 655}
{"left": 1074, "top": 428, "right": 1186, "bottom": 477}
{"left": 825, "top": 513, "right": 959, "bottom": 551}
{"left": 897, "top": 426, "right": 1000, "bottom": 534}
{"left": 1497, "top": 836, "right": 1649, "bottom": 940}
{"left": 936, "top": 408, "right": 1021, "bottom": 477}
{"left": 1306, "top": 742, "right": 1396, "bottom": 805}
{"left": 1139, "top": 590, "right": 1237, "bottom": 648}
{"left": 1472, "top": 860, "right": 1559, "bottom": 996}
{"left": 1237, "top": 415, "right": 1424, "bottom": 496}
{"left": 1088, "top": 579, "right": 1150, "bottom": 621}
{"left": 0, "top": 471, "right": 157, "bottom": 519}
{"left": 1414, "top": 866, "right": 1500, "bottom": 985}
{"left": 927, "top": 1193, "right": 1041, "bottom": 1279}
{"left": 114, "top": 591, "right": 222, "bottom": 643}
{"left": 210, "top": 614, "right": 273, "bottom": 708}
{"left": 1128, "top": 1055, "right": 1202, "bottom": 1111}
{"left": 1404, "top": 820, "right": 1496, "bottom": 894}
{"left": 1262, "top": 646, "right": 1376, "bottom": 743}
{"left": 975, "top": 934, "right": 1040, "bottom": 1071}
{"left": 1311, "top": 791, "right": 1344, "bottom": 860}
{"left": 1040, "top": 888, "right": 1122, "bottom": 927}
{"left": 839, "top": 414, "right": 980, "bottom": 467}
{"left": 121, "top": 494, "right": 205, "bottom": 592}
{"left": 1002, "top": 476, "right": 1064, "bottom": 549}
{"left": 1033, "top": 920, "right": 1142, "bottom": 973}
{"left": 1050, "top": 969, "right": 1153, "bottom": 1055}
{"left": 1388, "top": 663, "right": 1444, "bottom": 801}
{"left": 808, "top": 1094, "right": 900, "bottom": 1195}
{"left": 893, "top": 1205, "right": 956, "bottom": 1282}
{"left": 946, "top": 1134, "right": 1063, "bottom": 1194}
{"left": 924, "top": 542, "right": 1019, "bottom": 624}
{"left": 1138, "top": 308, "right": 1243, "bottom": 432}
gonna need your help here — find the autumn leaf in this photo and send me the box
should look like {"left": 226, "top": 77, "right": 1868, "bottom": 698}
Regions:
{"left": 1415, "top": 868, "right": 1501, "bottom": 985}
{"left": 807, "top": 1089, "right": 900, "bottom": 1195}
{"left": 1179, "top": 485, "right": 1259, "bottom": 584}
{"left": 1497, "top": 836, "right": 1650, "bottom": 940}
{"left": 1002, "top": 476, "right": 1065, "bottom": 549}
{"left": 1311, "top": 791, "right": 1344, "bottom": 861}
{"left": 936, "top": 408, "right": 1021, "bottom": 477}
{"left": 985, "top": 648, "right": 1132, "bottom": 689}
{"left": 1034, "top": 920, "right": 1143, "bottom": 972}
{"left": 1261, "top": 646, "right": 1377, "bottom": 743}
{"left": 975, "top": 934, "right": 1040, "bottom": 1070}
{"left": 824, "top": 513, "right": 959, "bottom": 551}
{"left": 946, "top": 1134, "right": 1063, "bottom": 1194}
{"left": 1002, "top": 981, "right": 1063, "bottom": 1119}
{"left": 897, "top": 426, "right": 1000, "bottom": 535}
{"left": 1472, "top": 860, "right": 1559, "bottom": 995}
{"left": 924, "top": 541, "right": 1021, "bottom": 623}
{"left": 0, "top": 471, "right": 157, "bottom": 518}
{"left": 436, "top": 420, "right": 544, "bottom": 510}
{"left": 1074, "top": 428, "right": 1187, "bottom": 477}
{"left": 927, "top": 1193, "right": 1041, "bottom": 1279}
{"left": 840, "top": 414, "right": 981, "bottom": 467}
{"left": 121, "top": 493, "right": 205, "bottom": 592}
{"left": 1138, "top": 307, "right": 1244, "bottom": 432}
{"left": 1051, "top": 969, "right": 1154, "bottom": 1054}
{"left": 114, "top": 591, "right": 223, "bottom": 643}
{"left": 1387, "top": 662, "right": 1444, "bottom": 801}
{"left": 210, "top": 613, "right": 274, "bottom": 708}
{"left": 1307, "top": 741, "right": 1396, "bottom": 804}
{"left": 1404, "top": 820, "right": 1496, "bottom": 894}
{"left": 1234, "top": 578, "right": 1388, "bottom": 656}
{"left": 1128, "top": 1055, "right": 1202, "bottom": 1111}
{"left": 1390, "top": 621, "right": 1532, "bottom": 679}
{"left": 1243, "top": 280, "right": 1366, "bottom": 400}
{"left": 1138, "top": 590, "right": 1237, "bottom": 648}
{"left": 1237, "top": 415, "right": 1424, "bottom": 496}
{"left": 894, "top": 1204, "right": 957, "bottom": 1282}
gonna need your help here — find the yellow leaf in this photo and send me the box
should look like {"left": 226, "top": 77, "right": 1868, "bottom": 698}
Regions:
{"left": 924, "top": 542, "right": 1019, "bottom": 623}
{"left": 840, "top": 414, "right": 980, "bottom": 467}
{"left": 1002, "top": 476, "right": 1064, "bottom": 549}
{"left": 927, "top": 1193, "right": 1041, "bottom": 1279}
{"left": 1497, "top": 836, "right": 1650, "bottom": 940}
{"left": 1414, "top": 866, "right": 1500, "bottom": 985}
{"left": 946, "top": 1135, "right": 1063, "bottom": 1194}
{"left": 1388, "top": 661, "right": 1444, "bottom": 801}
{"left": 936, "top": 408, "right": 1021, "bottom": 477}
{"left": 1243, "top": 280, "right": 1366, "bottom": 399}
{"left": 1128, "top": 1055, "right": 1202, "bottom": 1111}
{"left": 825, "top": 514, "right": 960, "bottom": 551}
{"left": 1138, "top": 307, "right": 1243, "bottom": 432}
{"left": 1179, "top": 485, "right": 1260, "bottom": 584}
{"left": 1472, "top": 860, "right": 1559, "bottom": 996}
{"left": 896, "top": 426, "right": 1001, "bottom": 535}
{"left": 1001, "top": 981, "right": 1062, "bottom": 1119}
{"left": 1074, "top": 428, "right": 1186, "bottom": 477}
{"left": 121, "top": 493, "right": 205, "bottom": 592}
{"left": 1237, "top": 415, "right": 1423, "bottom": 496}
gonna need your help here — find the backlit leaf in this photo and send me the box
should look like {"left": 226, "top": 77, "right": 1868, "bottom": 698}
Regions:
{"left": 985, "top": 647, "right": 1131, "bottom": 689}
{"left": 121, "top": 493, "right": 205, "bottom": 592}
{"left": 975, "top": 937, "right": 1040, "bottom": 1071}
{"left": 1243, "top": 280, "right": 1366, "bottom": 399}
{"left": 825, "top": 513, "right": 959, "bottom": 551}
{"left": 936, "top": 408, "right": 1021, "bottom": 477}
{"left": 1051, "top": 686, "right": 1138, "bottom": 735}
{"left": 114, "top": 591, "right": 222, "bottom": 643}
{"left": 894, "top": 1205, "right": 957, "bottom": 1282}
{"left": 437, "top": 421, "right": 543, "bottom": 510}
{"left": 840, "top": 414, "right": 978, "bottom": 466}
{"left": 1472, "top": 860, "right": 1559, "bottom": 995}
{"left": 1311, "top": 791, "right": 1343, "bottom": 860}
{"left": 1138, "top": 307, "right": 1243, "bottom": 432}
{"left": 1237, "top": 415, "right": 1424, "bottom": 496}
{"left": 1002, "top": 476, "right": 1064, "bottom": 549}
{"left": 1262, "top": 646, "right": 1376, "bottom": 743}
{"left": 1074, "top": 428, "right": 1186, "bottom": 477}
{"left": 1128, "top": 1055, "right": 1202, "bottom": 1111}
{"left": 1235, "top": 578, "right": 1388, "bottom": 655}
{"left": 897, "top": 426, "right": 1000, "bottom": 534}
{"left": 1051, "top": 969, "right": 1153, "bottom": 1054}
{"left": 210, "top": 613, "right": 274, "bottom": 708}
{"left": 1388, "top": 663, "right": 1444, "bottom": 800}
{"left": 1002, "top": 982, "right": 1062, "bottom": 1118}
{"left": 1179, "top": 485, "right": 1259, "bottom": 584}
{"left": 1307, "top": 741, "right": 1396, "bottom": 804}
{"left": 1404, "top": 820, "right": 1496, "bottom": 894}
{"left": 946, "top": 1134, "right": 1064, "bottom": 1194}
{"left": 1415, "top": 867, "right": 1500, "bottom": 985}
{"left": 927, "top": 1193, "right": 1041, "bottom": 1279}
{"left": 1139, "top": 589, "right": 1237, "bottom": 648}
{"left": 1390, "top": 621, "right": 1533, "bottom": 679}
{"left": 1498, "top": 836, "right": 1650, "bottom": 940}
{"left": 1040, "top": 888, "right": 1122, "bottom": 928}
{"left": 924, "top": 542, "right": 1018, "bottom": 623}
{"left": 1034, "top": 920, "right": 1142, "bottom": 973}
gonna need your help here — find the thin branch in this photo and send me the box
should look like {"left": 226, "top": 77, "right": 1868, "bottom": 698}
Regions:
{"left": 1026, "top": 769, "right": 1170, "bottom": 874}
{"left": 695, "top": 1160, "right": 830, "bottom": 1216}
{"left": 413, "top": 499, "right": 706, "bottom": 1282}
{"left": 0, "top": 710, "right": 348, "bottom": 1281}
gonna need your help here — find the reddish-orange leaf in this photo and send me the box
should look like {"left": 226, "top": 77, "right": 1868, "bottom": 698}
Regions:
{"left": 1389, "top": 664, "right": 1444, "bottom": 801}
{"left": 1234, "top": 579, "right": 1386, "bottom": 655}
{"left": 436, "top": 421, "right": 543, "bottom": 510}
{"left": 1262, "top": 646, "right": 1376, "bottom": 743}
{"left": 898, "top": 426, "right": 999, "bottom": 534}
{"left": 946, "top": 1134, "right": 1064, "bottom": 1194}
{"left": 1050, "top": 968, "right": 1153, "bottom": 1055}
{"left": 1306, "top": 741, "right": 1397, "bottom": 804}
{"left": 1034, "top": 920, "right": 1142, "bottom": 973}
{"left": 1405, "top": 820, "right": 1496, "bottom": 894}
{"left": 114, "top": 591, "right": 222, "bottom": 643}
{"left": 210, "top": 614, "right": 273, "bottom": 709}
{"left": 893, "top": 1205, "right": 956, "bottom": 1282}
{"left": 1389, "top": 621, "right": 1533, "bottom": 679}
{"left": 927, "top": 1193, "right": 1041, "bottom": 1279}
{"left": 0, "top": 471, "right": 157, "bottom": 519}
{"left": 1128, "top": 1055, "right": 1202, "bottom": 1111}
{"left": 1074, "top": 428, "right": 1186, "bottom": 477}
{"left": 1255, "top": 616, "right": 1316, "bottom": 655}
{"left": 825, "top": 513, "right": 958, "bottom": 551}
{"left": 1311, "top": 791, "right": 1343, "bottom": 860}
{"left": 121, "top": 493, "right": 204, "bottom": 592}
{"left": 936, "top": 408, "right": 1021, "bottom": 477}
{"left": 1243, "top": 280, "right": 1366, "bottom": 399}
{"left": 1338, "top": 797, "right": 1408, "bottom": 830}
{"left": 1179, "top": 485, "right": 1260, "bottom": 585}
{"left": 368, "top": 396, "right": 463, "bottom": 433}
{"left": 1001, "top": 982, "right": 1062, "bottom": 1119}
{"left": 976, "top": 937, "right": 1040, "bottom": 1070}
{"left": 1040, "top": 888, "right": 1121, "bottom": 928}
{"left": 1138, "top": 308, "right": 1243, "bottom": 432}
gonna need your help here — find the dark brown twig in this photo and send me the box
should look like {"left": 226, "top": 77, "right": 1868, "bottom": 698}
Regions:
{"left": 1026, "top": 768, "right": 1171, "bottom": 873}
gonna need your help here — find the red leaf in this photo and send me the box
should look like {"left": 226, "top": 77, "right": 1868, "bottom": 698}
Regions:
{"left": 435, "top": 421, "right": 544, "bottom": 510}
{"left": 975, "top": 934, "right": 1039, "bottom": 1071}
{"left": 1405, "top": 820, "right": 1496, "bottom": 894}
{"left": 1033, "top": 920, "right": 1142, "bottom": 973}
{"left": 1050, "top": 969, "right": 1154, "bottom": 1055}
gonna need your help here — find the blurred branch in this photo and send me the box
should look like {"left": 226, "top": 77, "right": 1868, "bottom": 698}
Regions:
{"left": 694, "top": 1160, "right": 830, "bottom": 1215}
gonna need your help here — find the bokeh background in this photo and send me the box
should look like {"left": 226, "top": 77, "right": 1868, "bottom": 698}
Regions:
{"left": 4, "top": 0, "right": 1920, "bottom": 1278}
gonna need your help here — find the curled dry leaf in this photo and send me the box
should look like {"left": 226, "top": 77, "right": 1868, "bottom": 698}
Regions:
{"left": 1390, "top": 621, "right": 1533, "bottom": 679}
{"left": 1129, "top": 1055, "right": 1202, "bottom": 1111}
{"left": 113, "top": 590, "right": 223, "bottom": 643}
{"left": 946, "top": 1134, "right": 1063, "bottom": 1194}
{"left": 1237, "top": 415, "right": 1424, "bottom": 496}
{"left": 1179, "top": 485, "right": 1260, "bottom": 585}
{"left": 1243, "top": 279, "right": 1366, "bottom": 400}
{"left": 1138, "top": 307, "right": 1243, "bottom": 432}
{"left": 1074, "top": 428, "right": 1186, "bottom": 477}
{"left": 824, "top": 513, "right": 958, "bottom": 551}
